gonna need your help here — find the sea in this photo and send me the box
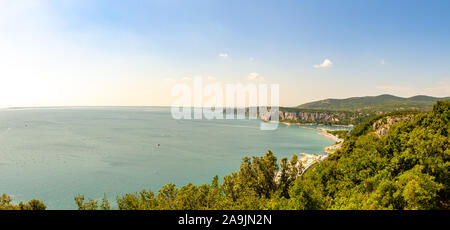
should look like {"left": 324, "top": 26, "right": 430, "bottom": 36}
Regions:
{"left": 0, "top": 107, "right": 339, "bottom": 209}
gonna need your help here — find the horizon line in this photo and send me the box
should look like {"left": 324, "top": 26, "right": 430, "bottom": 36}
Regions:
{"left": 1, "top": 94, "right": 448, "bottom": 110}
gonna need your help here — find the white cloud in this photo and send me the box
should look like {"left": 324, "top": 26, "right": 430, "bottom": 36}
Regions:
{"left": 249, "top": 57, "right": 254, "bottom": 62}
{"left": 380, "top": 59, "right": 386, "bottom": 65}
{"left": 313, "top": 59, "right": 333, "bottom": 68}
{"left": 247, "top": 73, "right": 265, "bottom": 82}
{"left": 219, "top": 53, "right": 228, "bottom": 58}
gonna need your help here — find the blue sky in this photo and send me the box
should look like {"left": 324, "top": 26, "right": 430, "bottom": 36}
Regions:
{"left": 0, "top": 0, "right": 449, "bottom": 107}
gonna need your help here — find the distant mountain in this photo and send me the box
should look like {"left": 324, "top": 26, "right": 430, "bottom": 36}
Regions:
{"left": 297, "top": 94, "right": 450, "bottom": 113}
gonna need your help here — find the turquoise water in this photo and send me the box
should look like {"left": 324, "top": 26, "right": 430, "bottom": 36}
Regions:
{"left": 0, "top": 107, "right": 334, "bottom": 209}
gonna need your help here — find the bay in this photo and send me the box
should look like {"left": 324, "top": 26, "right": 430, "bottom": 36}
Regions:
{"left": 0, "top": 107, "right": 334, "bottom": 209}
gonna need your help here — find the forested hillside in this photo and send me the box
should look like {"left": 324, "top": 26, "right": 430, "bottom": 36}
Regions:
{"left": 274, "top": 94, "right": 449, "bottom": 125}
{"left": 296, "top": 100, "right": 449, "bottom": 209}
{"left": 297, "top": 94, "right": 449, "bottom": 113}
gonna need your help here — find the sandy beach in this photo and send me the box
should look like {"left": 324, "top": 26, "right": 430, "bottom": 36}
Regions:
{"left": 318, "top": 132, "right": 344, "bottom": 143}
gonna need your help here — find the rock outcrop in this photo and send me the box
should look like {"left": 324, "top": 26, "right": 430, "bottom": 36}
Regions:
{"left": 373, "top": 115, "right": 414, "bottom": 136}
{"left": 258, "top": 110, "right": 351, "bottom": 124}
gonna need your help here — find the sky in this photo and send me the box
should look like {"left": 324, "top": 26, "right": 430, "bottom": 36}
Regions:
{"left": 0, "top": 0, "right": 449, "bottom": 107}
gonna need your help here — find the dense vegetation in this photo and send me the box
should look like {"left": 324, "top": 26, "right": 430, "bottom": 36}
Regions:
{"left": 301, "top": 101, "right": 449, "bottom": 209}
{"left": 297, "top": 94, "right": 449, "bottom": 113}
{"left": 1, "top": 101, "right": 448, "bottom": 210}
{"left": 0, "top": 194, "right": 46, "bottom": 210}
{"left": 278, "top": 94, "right": 448, "bottom": 125}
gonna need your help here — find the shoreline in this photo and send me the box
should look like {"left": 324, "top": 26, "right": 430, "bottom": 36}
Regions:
{"left": 270, "top": 120, "right": 354, "bottom": 129}
{"left": 265, "top": 118, "right": 353, "bottom": 126}
{"left": 317, "top": 131, "right": 344, "bottom": 143}
{"left": 294, "top": 126, "right": 346, "bottom": 173}
{"left": 273, "top": 120, "right": 347, "bottom": 156}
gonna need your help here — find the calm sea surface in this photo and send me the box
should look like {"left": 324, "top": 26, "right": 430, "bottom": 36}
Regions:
{"left": 0, "top": 107, "right": 335, "bottom": 209}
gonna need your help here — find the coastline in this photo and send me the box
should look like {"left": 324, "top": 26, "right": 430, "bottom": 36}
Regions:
{"left": 317, "top": 131, "right": 344, "bottom": 143}
{"left": 297, "top": 131, "right": 342, "bottom": 159}
{"left": 265, "top": 119, "right": 348, "bottom": 155}
{"left": 269, "top": 119, "right": 347, "bottom": 156}
{"left": 272, "top": 120, "right": 354, "bottom": 128}
{"left": 293, "top": 124, "right": 346, "bottom": 174}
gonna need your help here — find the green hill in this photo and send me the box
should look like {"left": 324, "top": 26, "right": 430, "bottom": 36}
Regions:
{"left": 297, "top": 94, "right": 450, "bottom": 113}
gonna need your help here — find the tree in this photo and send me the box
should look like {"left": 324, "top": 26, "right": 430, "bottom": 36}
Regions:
{"left": 0, "top": 194, "right": 46, "bottom": 210}
{"left": 74, "top": 195, "right": 98, "bottom": 210}
{"left": 396, "top": 166, "right": 444, "bottom": 210}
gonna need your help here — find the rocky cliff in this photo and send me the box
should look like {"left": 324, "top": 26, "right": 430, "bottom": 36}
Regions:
{"left": 278, "top": 111, "right": 345, "bottom": 122}
{"left": 372, "top": 115, "right": 414, "bottom": 136}
{"left": 258, "top": 109, "right": 357, "bottom": 125}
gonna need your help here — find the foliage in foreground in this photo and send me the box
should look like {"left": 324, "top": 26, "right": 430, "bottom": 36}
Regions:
{"left": 297, "top": 94, "right": 449, "bottom": 113}
{"left": 0, "top": 194, "right": 46, "bottom": 210}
